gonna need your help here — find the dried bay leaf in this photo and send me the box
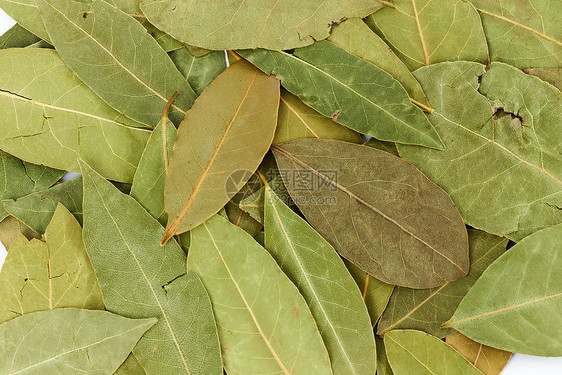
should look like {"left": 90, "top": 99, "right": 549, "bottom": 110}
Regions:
{"left": 36, "top": 0, "right": 197, "bottom": 126}
{"left": 375, "top": 336, "right": 394, "bottom": 375}
{"left": 364, "top": 138, "right": 399, "bottom": 157}
{"left": 377, "top": 229, "right": 507, "bottom": 338}
{"left": 397, "top": 62, "right": 562, "bottom": 241}
{"left": 328, "top": 18, "right": 429, "bottom": 108}
{"left": 523, "top": 68, "right": 562, "bottom": 91}
{"left": 0, "top": 308, "right": 156, "bottom": 375}
{"left": 224, "top": 201, "right": 263, "bottom": 237}
{"left": 0, "top": 149, "right": 64, "bottom": 221}
{"left": 0, "top": 204, "right": 104, "bottom": 324}
{"left": 239, "top": 42, "right": 444, "bottom": 149}
{"left": 467, "top": 0, "right": 561, "bottom": 68}
{"left": 273, "top": 139, "right": 468, "bottom": 289}
{"left": 0, "top": 216, "right": 41, "bottom": 250}
{"left": 264, "top": 187, "right": 376, "bottom": 375}
{"left": 365, "top": 0, "right": 489, "bottom": 71}
{"left": 162, "top": 60, "right": 279, "bottom": 243}
{"left": 446, "top": 224, "right": 562, "bottom": 356}
{"left": 0, "top": 23, "right": 42, "bottom": 49}
{"left": 0, "top": 48, "right": 150, "bottom": 182}
{"left": 239, "top": 176, "right": 290, "bottom": 225}
{"left": 114, "top": 354, "right": 147, "bottom": 375}
{"left": 384, "top": 330, "right": 483, "bottom": 375}
{"left": 188, "top": 214, "right": 333, "bottom": 375}
{"left": 446, "top": 333, "right": 512, "bottom": 375}
{"left": 140, "top": 0, "right": 384, "bottom": 50}
{"left": 3, "top": 177, "right": 83, "bottom": 234}
{"left": 170, "top": 47, "right": 227, "bottom": 95}
{"left": 81, "top": 161, "right": 222, "bottom": 374}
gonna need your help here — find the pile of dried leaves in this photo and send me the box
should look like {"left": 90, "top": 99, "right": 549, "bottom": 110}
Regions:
{"left": 0, "top": 0, "right": 560, "bottom": 374}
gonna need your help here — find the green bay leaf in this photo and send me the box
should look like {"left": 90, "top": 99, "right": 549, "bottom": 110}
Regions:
{"left": 188, "top": 214, "right": 333, "bottom": 375}
{"left": 0, "top": 308, "right": 156, "bottom": 375}
{"left": 523, "top": 68, "right": 562, "bottom": 91}
{"left": 264, "top": 187, "right": 376, "bottom": 375}
{"left": 447, "top": 224, "right": 562, "bottom": 356}
{"left": 239, "top": 42, "right": 443, "bottom": 149}
{"left": 0, "top": 23, "right": 42, "bottom": 49}
{"left": 170, "top": 47, "right": 227, "bottom": 95}
{"left": 273, "top": 138, "right": 468, "bottom": 289}
{"left": 81, "top": 161, "right": 222, "bottom": 374}
{"left": 375, "top": 336, "right": 394, "bottom": 375}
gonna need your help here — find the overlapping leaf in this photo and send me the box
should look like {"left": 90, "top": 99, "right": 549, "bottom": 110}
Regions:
{"left": 264, "top": 187, "right": 376, "bottom": 375}
{"left": 447, "top": 224, "right": 562, "bottom": 356}
{"left": 375, "top": 336, "right": 394, "bottom": 375}
{"left": 273, "top": 138, "right": 469, "bottom": 288}
{"left": 0, "top": 216, "right": 40, "bottom": 250}
{"left": 170, "top": 47, "right": 227, "bottom": 95}
{"left": 0, "top": 308, "right": 156, "bottom": 375}
{"left": 365, "top": 0, "right": 488, "bottom": 70}
{"left": 0, "top": 48, "right": 150, "bottom": 182}
{"left": 239, "top": 42, "right": 444, "bottom": 149}
{"left": 36, "top": 0, "right": 196, "bottom": 126}
{"left": 162, "top": 60, "right": 279, "bottom": 242}
{"left": 81, "top": 161, "right": 223, "bottom": 374}
{"left": 398, "top": 62, "right": 562, "bottom": 241}
{"left": 377, "top": 230, "right": 507, "bottom": 337}
{"left": 0, "top": 23, "right": 42, "bottom": 49}
{"left": 188, "top": 214, "right": 333, "bottom": 375}
{"left": 447, "top": 333, "right": 512, "bottom": 375}
{"left": 523, "top": 68, "right": 562, "bottom": 90}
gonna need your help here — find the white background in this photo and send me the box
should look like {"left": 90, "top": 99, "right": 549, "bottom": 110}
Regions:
{"left": 0, "top": 8, "right": 559, "bottom": 375}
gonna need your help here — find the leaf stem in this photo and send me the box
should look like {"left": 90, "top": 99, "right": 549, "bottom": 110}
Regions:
{"left": 410, "top": 98, "right": 434, "bottom": 114}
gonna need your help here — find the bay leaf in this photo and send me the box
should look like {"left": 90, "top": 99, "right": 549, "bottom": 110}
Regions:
{"left": 384, "top": 330, "right": 483, "bottom": 375}
{"left": 446, "top": 223, "right": 562, "bottom": 356}
{"left": 0, "top": 23, "right": 41, "bottom": 49}
{"left": 272, "top": 138, "right": 469, "bottom": 289}
{"left": 377, "top": 229, "right": 507, "bottom": 338}
{"left": 375, "top": 336, "right": 394, "bottom": 375}
{"left": 188, "top": 214, "right": 333, "bottom": 375}
{"left": 264, "top": 186, "right": 376, "bottom": 375}
{"left": 365, "top": 0, "right": 489, "bottom": 71}
{"left": 162, "top": 60, "right": 279, "bottom": 243}
{"left": 224, "top": 201, "right": 263, "bottom": 237}
{"left": 130, "top": 96, "right": 177, "bottom": 227}
{"left": 0, "top": 48, "right": 150, "bottom": 182}
{"left": 140, "top": 0, "right": 384, "bottom": 50}
{"left": 36, "top": 0, "right": 197, "bottom": 126}
{"left": 0, "top": 204, "right": 104, "bottom": 324}
{"left": 3, "top": 177, "right": 83, "bottom": 234}
{"left": 0, "top": 308, "right": 156, "bottom": 375}
{"left": 345, "top": 261, "right": 394, "bottom": 326}
{"left": 81, "top": 161, "right": 222, "bottom": 374}
{"left": 397, "top": 62, "right": 562, "bottom": 241}
{"left": 170, "top": 47, "right": 227, "bottom": 95}
{"left": 239, "top": 175, "right": 290, "bottom": 225}
{"left": 184, "top": 43, "right": 212, "bottom": 57}
{"left": 0, "top": 216, "right": 41, "bottom": 250}
{"left": 0, "top": 149, "right": 64, "bottom": 221}
{"left": 275, "top": 90, "right": 363, "bottom": 144}
{"left": 446, "top": 332, "right": 512, "bottom": 375}
{"left": 467, "top": 0, "right": 561, "bottom": 68}
{"left": 364, "top": 138, "right": 398, "bottom": 157}
{"left": 238, "top": 42, "right": 443, "bottom": 149}
{"left": 523, "top": 68, "right": 562, "bottom": 91}
{"left": 328, "top": 18, "right": 429, "bottom": 108}
{"left": 114, "top": 354, "right": 147, "bottom": 375}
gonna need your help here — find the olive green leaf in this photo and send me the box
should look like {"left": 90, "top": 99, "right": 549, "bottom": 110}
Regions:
{"left": 345, "top": 261, "right": 394, "bottom": 326}
{"left": 140, "top": 0, "right": 385, "bottom": 50}
{"left": 0, "top": 23, "right": 42, "bottom": 49}
{"left": 239, "top": 176, "right": 290, "bottom": 225}
{"left": 375, "top": 336, "right": 394, "bottom": 375}
{"left": 0, "top": 204, "right": 104, "bottom": 324}
{"left": 377, "top": 230, "right": 507, "bottom": 338}
{"left": 162, "top": 60, "right": 279, "bottom": 243}
{"left": 446, "top": 333, "right": 512, "bottom": 375}
{"left": 384, "top": 330, "right": 483, "bottom": 375}
{"left": 275, "top": 90, "right": 363, "bottom": 144}
{"left": 0, "top": 48, "right": 150, "bottom": 182}
{"left": 365, "top": 0, "right": 489, "bottom": 71}
{"left": 446, "top": 224, "right": 562, "bottom": 356}
{"left": 273, "top": 139, "right": 468, "bottom": 289}
{"left": 36, "top": 0, "right": 197, "bottom": 126}
{"left": 364, "top": 138, "right": 399, "bottom": 156}
{"left": 3, "top": 177, "right": 83, "bottom": 234}
{"left": 170, "top": 47, "right": 227, "bottom": 95}
{"left": 264, "top": 186, "right": 376, "bottom": 375}
{"left": 523, "top": 68, "right": 562, "bottom": 91}
{"left": 0, "top": 149, "right": 64, "bottom": 221}
{"left": 224, "top": 201, "right": 263, "bottom": 237}
{"left": 81, "top": 161, "right": 222, "bottom": 374}
{"left": 397, "top": 62, "right": 562, "bottom": 241}
{"left": 467, "top": 0, "right": 561, "bottom": 68}
{"left": 114, "top": 354, "right": 147, "bottom": 375}
{"left": 130, "top": 95, "right": 178, "bottom": 227}
{"left": 188, "top": 214, "right": 333, "bottom": 375}
{"left": 0, "top": 308, "right": 156, "bottom": 375}
{"left": 328, "top": 18, "right": 429, "bottom": 108}
{"left": 0, "top": 216, "right": 41, "bottom": 251}
{"left": 238, "top": 42, "right": 444, "bottom": 149}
